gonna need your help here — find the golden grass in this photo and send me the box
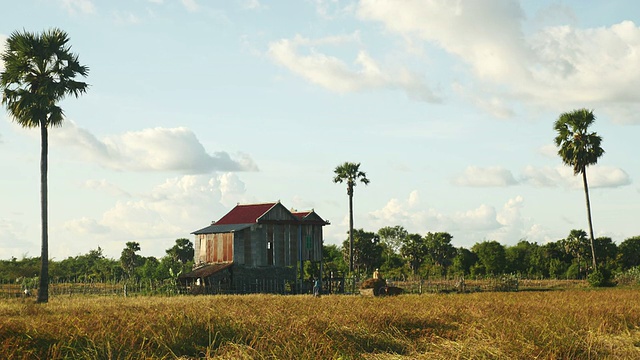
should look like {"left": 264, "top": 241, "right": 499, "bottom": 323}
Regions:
{"left": 1, "top": 288, "right": 640, "bottom": 359}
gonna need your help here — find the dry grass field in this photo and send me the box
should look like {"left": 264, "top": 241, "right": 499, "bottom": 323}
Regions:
{"left": 1, "top": 287, "right": 640, "bottom": 359}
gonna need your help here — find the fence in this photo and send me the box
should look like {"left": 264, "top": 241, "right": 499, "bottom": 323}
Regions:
{"left": 0, "top": 276, "right": 587, "bottom": 299}
{"left": 0, "top": 278, "right": 182, "bottom": 299}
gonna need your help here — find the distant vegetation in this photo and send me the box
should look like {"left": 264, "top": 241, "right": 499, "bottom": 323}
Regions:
{"left": 2, "top": 231, "right": 640, "bottom": 290}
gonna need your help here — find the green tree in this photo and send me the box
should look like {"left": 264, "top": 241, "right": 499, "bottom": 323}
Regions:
{"left": 471, "top": 241, "right": 506, "bottom": 276}
{"left": 554, "top": 109, "right": 605, "bottom": 271}
{"left": 450, "top": 247, "right": 477, "bottom": 276}
{"left": 341, "top": 229, "right": 382, "bottom": 276}
{"left": 562, "top": 229, "right": 590, "bottom": 278}
{"left": 166, "top": 238, "right": 194, "bottom": 264}
{"left": 1, "top": 28, "right": 89, "bottom": 303}
{"left": 505, "top": 240, "right": 540, "bottom": 276}
{"left": 322, "top": 244, "right": 348, "bottom": 276}
{"left": 333, "top": 162, "right": 370, "bottom": 273}
{"left": 400, "top": 233, "right": 428, "bottom": 275}
{"left": 617, "top": 236, "right": 640, "bottom": 271}
{"left": 424, "top": 232, "right": 456, "bottom": 273}
{"left": 120, "top": 242, "right": 142, "bottom": 278}
{"left": 377, "top": 225, "right": 408, "bottom": 255}
{"left": 593, "top": 236, "right": 617, "bottom": 271}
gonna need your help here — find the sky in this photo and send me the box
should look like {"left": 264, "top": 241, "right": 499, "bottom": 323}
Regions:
{"left": 1, "top": 0, "right": 639, "bottom": 261}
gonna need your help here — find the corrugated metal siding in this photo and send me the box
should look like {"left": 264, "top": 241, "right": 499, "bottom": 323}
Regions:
{"left": 204, "top": 233, "right": 233, "bottom": 263}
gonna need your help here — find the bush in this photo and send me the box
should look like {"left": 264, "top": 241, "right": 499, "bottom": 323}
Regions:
{"left": 614, "top": 266, "right": 640, "bottom": 286}
{"left": 588, "top": 269, "right": 612, "bottom": 287}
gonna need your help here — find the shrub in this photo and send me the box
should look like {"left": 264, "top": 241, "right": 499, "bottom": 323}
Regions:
{"left": 587, "top": 269, "right": 612, "bottom": 287}
{"left": 614, "top": 266, "right": 640, "bottom": 286}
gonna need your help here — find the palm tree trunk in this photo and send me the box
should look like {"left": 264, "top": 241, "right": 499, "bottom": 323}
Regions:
{"left": 582, "top": 169, "right": 597, "bottom": 271}
{"left": 37, "top": 124, "right": 49, "bottom": 303}
{"left": 348, "top": 191, "right": 354, "bottom": 273}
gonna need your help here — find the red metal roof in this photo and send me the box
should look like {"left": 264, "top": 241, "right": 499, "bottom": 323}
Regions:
{"left": 214, "top": 203, "right": 277, "bottom": 225}
{"left": 291, "top": 211, "right": 311, "bottom": 219}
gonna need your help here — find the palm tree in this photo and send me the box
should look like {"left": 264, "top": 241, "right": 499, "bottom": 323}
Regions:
{"left": 1, "top": 28, "right": 89, "bottom": 303}
{"left": 554, "top": 109, "right": 604, "bottom": 271}
{"left": 333, "top": 162, "right": 370, "bottom": 273}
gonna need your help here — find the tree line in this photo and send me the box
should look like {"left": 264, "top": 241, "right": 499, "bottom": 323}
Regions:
{"left": 322, "top": 226, "right": 640, "bottom": 286}
{"left": 2, "top": 230, "right": 639, "bottom": 288}
{"left": 0, "top": 239, "right": 194, "bottom": 284}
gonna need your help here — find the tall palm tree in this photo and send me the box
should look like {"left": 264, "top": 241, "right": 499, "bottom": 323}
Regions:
{"left": 333, "top": 162, "right": 370, "bottom": 273}
{"left": 1, "top": 28, "right": 89, "bottom": 303}
{"left": 554, "top": 109, "right": 604, "bottom": 271}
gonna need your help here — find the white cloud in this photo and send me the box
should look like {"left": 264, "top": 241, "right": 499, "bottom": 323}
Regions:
{"left": 243, "top": 0, "right": 266, "bottom": 10}
{"left": 51, "top": 121, "right": 257, "bottom": 173}
{"left": 0, "top": 219, "right": 33, "bottom": 259}
{"left": 587, "top": 166, "right": 632, "bottom": 188}
{"left": 64, "top": 217, "right": 110, "bottom": 235}
{"left": 82, "top": 179, "right": 131, "bottom": 198}
{"left": 368, "top": 190, "right": 501, "bottom": 239}
{"left": 365, "top": 191, "right": 561, "bottom": 247}
{"left": 268, "top": 33, "right": 439, "bottom": 102}
{"left": 313, "top": 0, "right": 355, "bottom": 19}
{"left": 356, "top": 1, "right": 640, "bottom": 123}
{"left": 61, "top": 174, "right": 248, "bottom": 257}
{"left": 60, "top": 0, "right": 96, "bottom": 15}
{"left": 521, "top": 165, "right": 631, "bottom": 189}
{"left": 181, "top": 0, "right": 199, "bottom": 12}
{"left": 453, "top": 166, "right": 518, "bottom": 187}
{"left": 113, "top": 11, "right": 141, "bottom": 25}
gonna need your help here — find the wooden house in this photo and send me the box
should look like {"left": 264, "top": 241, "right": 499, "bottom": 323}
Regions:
{"left": 179, "top": 202, "right": 329, "bottom": 294}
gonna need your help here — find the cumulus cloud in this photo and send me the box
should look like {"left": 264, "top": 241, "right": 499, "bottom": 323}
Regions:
{"left": 356, "top": 0, "right": 640, "bottom": 123}
{"left": 268, "top": 33, "right": 439, "bottom": 102}
{"left": 243, "top": 0, "right": 266, "bottom": 10}
{"left": 51, "top": 121, "right": 257, "bottom": 173}
{"left": 368, "top": 190, "right": 501, "bottom": 236}
{"left": 60, "top": 0, "right": 96, "bottom": 15}
{"left": 82, "top": 179, "right": 131, "bottom": 198}
{"left": 181, "top": 0, "right": 199, "bottom": 12}
{"left": 61, "top": 174, "right": 248, "bottom": 257}
{"left": 0, "top": 218, "right": 32, "bottom": 259}
{"left": 366, "top": 191, "right": 560, "bottom": 247}
{"left": 522, "top": 165, "right": 631, "bottom": 189}
{"left": 453, "top": 166, "right": 518, "bottom": 187}
{"left": 312, "top": 0, "right": 355, "bottom": 19}
{"left": 64, "top": 217, "right": 110, "bottom": 235}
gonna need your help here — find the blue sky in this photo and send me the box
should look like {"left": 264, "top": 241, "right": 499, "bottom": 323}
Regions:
{"left": 1, "top": 0, "right": 638, "bottom": 260}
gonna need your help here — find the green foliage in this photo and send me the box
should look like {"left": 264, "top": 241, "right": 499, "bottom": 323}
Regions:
{"left": 2, "top": 28, "right": 89, "bottom": 303}
{"left": 424, "top": 232, "right": 456, "bottom": 272}
{"left": 322, "top": 244, "right": 348, "bottom": 276}
{"left": 449, "top": 247, "right": 476, "bottom": 276}
{"left": 400, "top": 233, "right": 428, "bottom": 274}
{"left": 614, "top": 266, "right": 640, "bottom": 286}
{"left": 341, "top": 229, "right": 383, "bottom": 276}
{"left": 587, "top": 269, "right": 610, "bottom": 287}
{"left": 377, "top": 225, "right": 408, "bottom": 255}
{"left": 472, "top": 241, "right": 506, "bottom": 275}
{"left": 617, "top": 236, "right": 640, "bottom": 270}
{"left": 120, "top": 242, "right": 142, "bottom": 277}
{"left": 166, "top": 238, "right": 194, "bottom": 264}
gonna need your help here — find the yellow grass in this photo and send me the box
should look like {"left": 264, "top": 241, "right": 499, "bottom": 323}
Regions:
{"left": 1, "top": 288, "right": 640, "bottom": 359}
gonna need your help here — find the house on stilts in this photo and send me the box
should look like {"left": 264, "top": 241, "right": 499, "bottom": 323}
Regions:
{"left": 179, "top": 202, "right": 329, "bottom": 294}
